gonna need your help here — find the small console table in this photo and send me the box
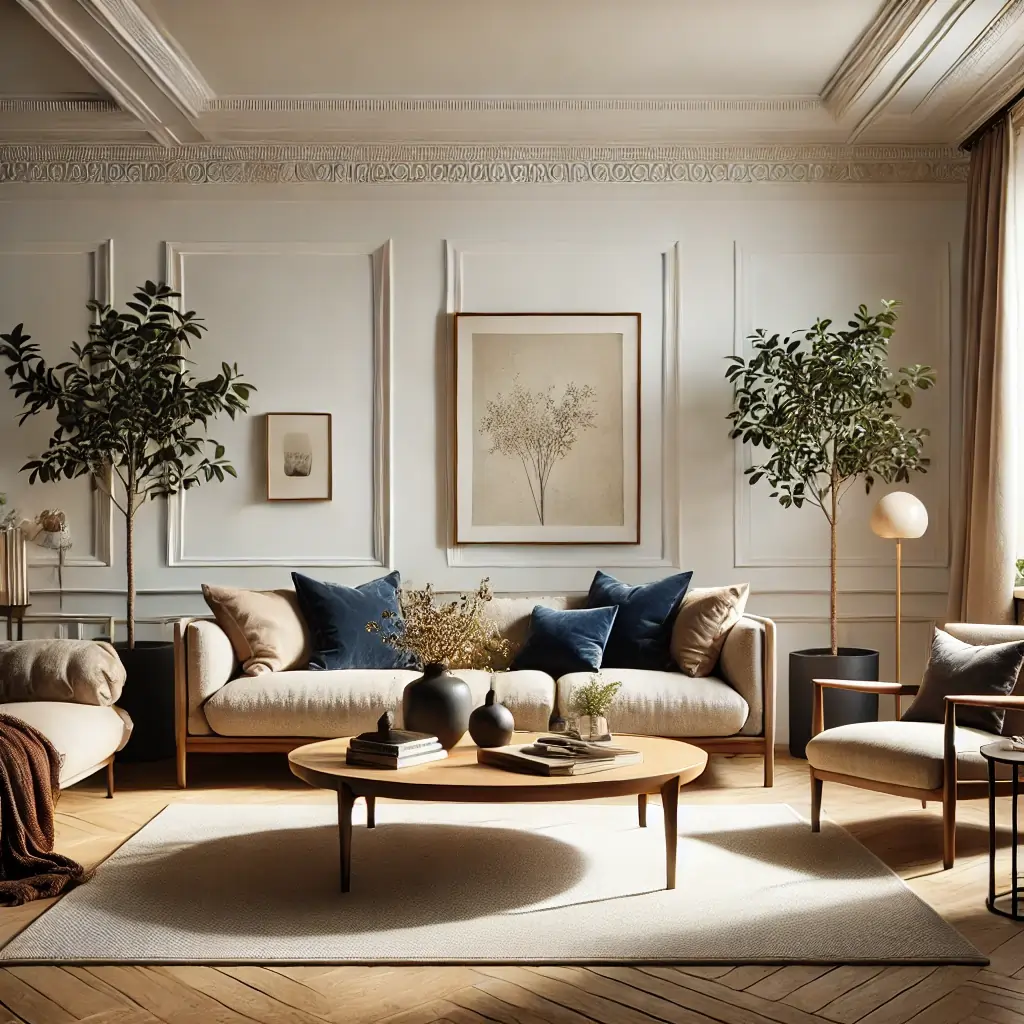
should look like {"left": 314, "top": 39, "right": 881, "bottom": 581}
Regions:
{"left": 0, "top": 604, "right": 29, "bottom": 641}
{"left": 981, "top": 741, "right": 1024, "bottom": 920}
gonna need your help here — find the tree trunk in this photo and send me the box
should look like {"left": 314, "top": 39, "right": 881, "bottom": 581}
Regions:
{"left": 830, "top": 471, "right": 839, "bottom": 656}
{"left": 126, "top": 464, "right": 136, "bottom": 650}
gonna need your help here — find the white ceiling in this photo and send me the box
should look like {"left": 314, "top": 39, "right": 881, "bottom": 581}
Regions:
{"left": 0, "top": 0, "right": 1021, "bottom": 147}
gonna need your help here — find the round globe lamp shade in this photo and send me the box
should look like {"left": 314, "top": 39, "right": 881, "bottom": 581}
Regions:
{"left": 870, "top": 492, "right": 928, "bottom": 540}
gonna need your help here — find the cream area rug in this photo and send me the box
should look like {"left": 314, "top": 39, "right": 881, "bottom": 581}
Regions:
{"left": 0, "top": 802, "right": 983, "bottom": 965}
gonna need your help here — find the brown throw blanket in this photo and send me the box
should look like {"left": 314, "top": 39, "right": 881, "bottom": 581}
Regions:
{"left": 0, "top": 714, "right": 91, "bottom": 905}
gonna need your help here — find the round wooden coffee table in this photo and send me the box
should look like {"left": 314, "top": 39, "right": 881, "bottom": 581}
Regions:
{"left": 289, "top": 733, "right": 708, "bottom": 893}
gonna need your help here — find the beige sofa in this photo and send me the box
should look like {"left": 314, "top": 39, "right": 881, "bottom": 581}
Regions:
{"left": 174, "top": 595, "right": 776, "bottom": 788}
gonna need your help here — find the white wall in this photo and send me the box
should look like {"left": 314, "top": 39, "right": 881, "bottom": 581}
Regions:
{"left": 0, "top": 182, "right": 964, "bottom": 740}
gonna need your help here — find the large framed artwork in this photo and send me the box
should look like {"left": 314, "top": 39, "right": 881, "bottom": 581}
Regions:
{"left": 266, "top": 412, "right": 333, "bottom": 501}
{"left": 454, "top": 312, "right": 641, "bottom": 544}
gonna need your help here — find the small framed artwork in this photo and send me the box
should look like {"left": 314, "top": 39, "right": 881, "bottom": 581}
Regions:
{"left": 266, "top": 412, "right": 333, "bottom": 501}
{"left": 454, "top": 312, "right": 641, "bottom": 544}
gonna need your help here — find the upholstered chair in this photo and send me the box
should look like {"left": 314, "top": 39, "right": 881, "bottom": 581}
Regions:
{"left": 805, "top": 622, "right": 1024, "bottom": 869}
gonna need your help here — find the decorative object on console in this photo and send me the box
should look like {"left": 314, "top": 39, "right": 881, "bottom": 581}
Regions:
{"left": 0, "top": 524, "right": 28, "bottom": 608}
{"left": 0, "top": 283, "right": 253, "bottom": 761}
{"left": 22, "top": 509, "right": 72, "bottom": 611}
{"left": 366, "top": 577, "right": 509, "bottom": 670}
{"left": 401, "top": 662, "right": 473, "bottom": 750}
{"left": 511, "top": 604, "right": 618, "bottom": 678}
{"left": 870, "top": 491, "right": 928, "bottom": 683}
{"left": 468, "top": 689, "right": 515, "bottom": 748}
{"left": 671, "top": 583, "right": 750, "bottom": 676}
{"left": 266, "top": 412, "right": 332, "bottom": 501}
{"left": 587, "top": 569, "right": 692, "bottom": 669}
{"left": 202, "top": 584, "right": 310, "bottom": 676}
{"left": 726, "top": 301, "right": 936, "bottom": 758}
{"left": 902, "top": 629, "right": 1024, "bottom": 734}
{"left": 453, "top": 312, "right": 641, "bottom": 544}
{"left": 292, "top": 571, "right": 413, "bottom": 671}
{"left": 566, "top": 673, "right": 621, "bottom": 741}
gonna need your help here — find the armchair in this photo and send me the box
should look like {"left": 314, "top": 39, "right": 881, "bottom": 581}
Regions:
{"left": 805, "top": 622, "right": 1024, "bottom": 869}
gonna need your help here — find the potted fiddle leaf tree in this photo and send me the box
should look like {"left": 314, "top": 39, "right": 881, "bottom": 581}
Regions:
{"left": 0, "top": 281, "right": 254, "bottom": 760}
{"left": 726, "top": 300, "right": 935, "bottom": 757}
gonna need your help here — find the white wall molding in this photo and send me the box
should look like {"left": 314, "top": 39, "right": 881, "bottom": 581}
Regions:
{"left": 0, "top": 99, "right": 120, "bottom": 114}
{"left": 0, "top": 239, "right": 115, "bottom": 568}
{"left": 0, "top": 142, "right": 970, "bottom": 185}
{"left": 163, "top": 239, "right": 393, "bottom": 568}
{"left": 443, "top": 240, "right": 681, "bottom": 570}
{"left": 821, "top": 0, "right": 934, "bottom": 118}
{"left": 732, "top": 240, "right": 952, "bottom": 571}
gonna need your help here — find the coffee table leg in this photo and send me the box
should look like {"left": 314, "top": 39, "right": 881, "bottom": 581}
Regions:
{"left": 366, "top": 795, "right": 376, "bottom": 829}
{"left": 661, "top": 775, "right": 680, "bottom": 890}
{"left": 338, "top": 784, "right": 355, "bottom": 893}
{"left": 638, "top": 793, "right": 647, "bottom": 828}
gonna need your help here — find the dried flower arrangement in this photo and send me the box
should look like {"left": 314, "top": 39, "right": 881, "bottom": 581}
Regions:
{"left": 568, "top": 674, "right": 622, "bottom": 718}
{"left": 366, "top": 577, "right": 510, "bottom": 671}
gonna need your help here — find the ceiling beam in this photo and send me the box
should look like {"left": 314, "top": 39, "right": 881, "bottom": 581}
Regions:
{"left": 13, "top": 0, "right": 213, "bottom": 145}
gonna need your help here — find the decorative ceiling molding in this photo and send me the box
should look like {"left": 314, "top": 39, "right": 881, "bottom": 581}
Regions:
{"left": 13, "top": 0, "right": 208, "bottom": 145}
{"left": 82, "top": 0, "right": 213, "bottom": 118}
{"left": 951, "top": 51, "right": 1024, "bottom": 138}
{"left": 821, "top": 0, "right": 934, "bottom": 118}
{"left": 0, "top": 142, "right": 969, "bottom": 185}
{"left": 208, "top": 96, "right": 824, "bottom": 115}
{"left": 0, "top": 98, "right": 119, "bottom": 113}
{"left": 848, "top": 0, "right": 975, "bottom": 141}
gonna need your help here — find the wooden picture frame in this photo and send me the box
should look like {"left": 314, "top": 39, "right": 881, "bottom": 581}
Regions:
{"left": 453, "top": 312, "right": 641, "bottom": 544}
{"left": 266, "top": 412, "right": 333, "bottom": 502}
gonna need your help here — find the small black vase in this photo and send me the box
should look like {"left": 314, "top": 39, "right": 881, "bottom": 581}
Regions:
{"left": 469, "top": 689, "right": 515, "bottom": 748}
{"left": 402, "top": 662, "right": 472, "bottom": 749}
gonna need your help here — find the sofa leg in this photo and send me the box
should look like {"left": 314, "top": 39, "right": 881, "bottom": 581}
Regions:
{"left": 106, "top": 758, "right": 114, "bottom": 799}
{"left": 763, "top": 744, "right": 775, "bottom": 788}
{"left": 921, "top": 800, "right": 927, "bottom": 809}
{"left": 942, "top": 790, "right": 956, "bottom": 869}
{"left": 811, "top": 774, "right": 822, "bottom": 832}
{"left": 176, "top": 747, "right": 187, "bottom": 789}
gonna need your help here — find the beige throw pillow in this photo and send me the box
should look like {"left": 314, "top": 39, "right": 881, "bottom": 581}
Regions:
{"left": 0, "top": 639, "right": 125, "bottom": 705}
{"left": 201, "top": 584, "right": 310, "bottom": 676}
{"left": 670, "top": 583, "right": 750, "bottom": 677}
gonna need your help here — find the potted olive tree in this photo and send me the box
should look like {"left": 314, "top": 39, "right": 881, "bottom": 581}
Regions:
{"left": 1, "top": 281, "right": 253, "bottom": 759}
{"left": 726, "top": 301, "right": 934, "bottom": 757}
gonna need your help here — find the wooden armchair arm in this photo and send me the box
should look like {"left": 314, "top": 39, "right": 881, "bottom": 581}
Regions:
{"left": 942, "top": 694, "right": 1024, "bottom": 797}
{"left": 811, "top": 679, "right": 919, "bottom": 738}
{"left": 943, "top": 694, "right": 1024, "bottom": 709}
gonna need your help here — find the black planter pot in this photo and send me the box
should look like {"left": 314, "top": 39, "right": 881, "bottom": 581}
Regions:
{"left": 469, "top": 689, "right": 515, "bottom": 748}
{"left": 402, "top": 662, "right": 472, "bottom": 749}
{"left": 112, "top": 640, "right": 177, "bottom": 762}
{"left": 789, "top": 647, "right": 880, "bottom": 759}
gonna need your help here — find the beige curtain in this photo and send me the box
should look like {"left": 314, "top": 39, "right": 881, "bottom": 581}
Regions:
{"left": 948, "top": 114, "right": 1019, "bottom": 624}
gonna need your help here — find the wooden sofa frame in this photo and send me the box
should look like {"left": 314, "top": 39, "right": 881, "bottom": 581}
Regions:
{"left": 174, "top": 614, "right": 777, "bottom": 789}
{"left": 809, "top": 678, "right": 1023, "bottom": 869}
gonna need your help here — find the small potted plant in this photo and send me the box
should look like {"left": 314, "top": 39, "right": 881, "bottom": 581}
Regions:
{"left": 567, "top": 674, "right": 621, "bottom": 741}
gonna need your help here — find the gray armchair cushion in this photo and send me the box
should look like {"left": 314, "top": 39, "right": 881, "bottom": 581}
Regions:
{"left": 0, "top": 639, "right": 125, "bottom": 706}
{"left": 902, "top": 628, "right": 1024, "bottom": 733}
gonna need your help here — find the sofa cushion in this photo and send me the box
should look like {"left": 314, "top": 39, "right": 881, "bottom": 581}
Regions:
{"left": 557, "top": 669, "right": 748, "bottom": 737}
{"left": 203, "top": 669, "right": 557, "bottom": 737}
{"left": 512, "top": 605, "right": 617, "bottom": 678}
{"left": 671, "top": 584, "right": 749, "bottom": 677}
{"left": 201, "top": 584, "right": 310, "bottom": 676}
{"left": 0, "top": 639, "right": 125, "bottom": 706}
{"left": 586, "top": 570, "right": 693, "bottom": 670}
{"left": 806, "top": 720, "right": 1003, "bottom": 791}
{"left": 292, "top": 571, "right": 414, "bottom": 671}
{"left": 0, "top": 701, "right": 132, "bottom": 786}
{"left": 484, "top": 596, "right": 580, "bottom": 668}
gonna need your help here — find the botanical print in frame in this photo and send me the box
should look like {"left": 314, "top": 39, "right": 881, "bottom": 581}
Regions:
{"left": 454, "top": 313, "right": 640, "bottom": 544}
{"left": 266, "top": 412, "right": 333, "bottom": 501}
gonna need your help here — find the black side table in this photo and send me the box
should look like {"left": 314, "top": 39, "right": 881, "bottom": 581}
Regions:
{"left": 981, "top": 742, "right": 1024, "bottom": 920}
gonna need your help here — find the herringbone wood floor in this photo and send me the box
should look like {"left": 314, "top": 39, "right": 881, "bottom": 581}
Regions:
{"left": 0, "top": 751, "right": 1021, "bottom": 1024}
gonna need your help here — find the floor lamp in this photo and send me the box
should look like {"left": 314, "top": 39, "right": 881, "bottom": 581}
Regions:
{"left": 869, "top": 492, "right": 928, "bottom": 685}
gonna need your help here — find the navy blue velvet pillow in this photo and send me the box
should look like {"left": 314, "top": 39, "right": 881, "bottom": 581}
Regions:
{"left": 291, "top": 571, "right": 415, "bottom": 671}
{"left": 511, "top": 605, "right": 618, "bottom": 678}
{"left": 587, "top": 569, "right": 694, "bottom": 670}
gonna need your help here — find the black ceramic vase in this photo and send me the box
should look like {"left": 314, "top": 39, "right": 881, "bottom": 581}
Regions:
{"left": 402, "top": 662, "right": 472, "bottom": 749}
{"left": 469, "top": 689, "right": 515, "bottom": 748}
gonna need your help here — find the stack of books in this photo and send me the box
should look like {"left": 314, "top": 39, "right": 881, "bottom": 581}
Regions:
{"left": 346, "top": 728, "right": 448, "bottom": 770}
{"left": 478, "top": 735, "right": 642, "bottom": 776}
